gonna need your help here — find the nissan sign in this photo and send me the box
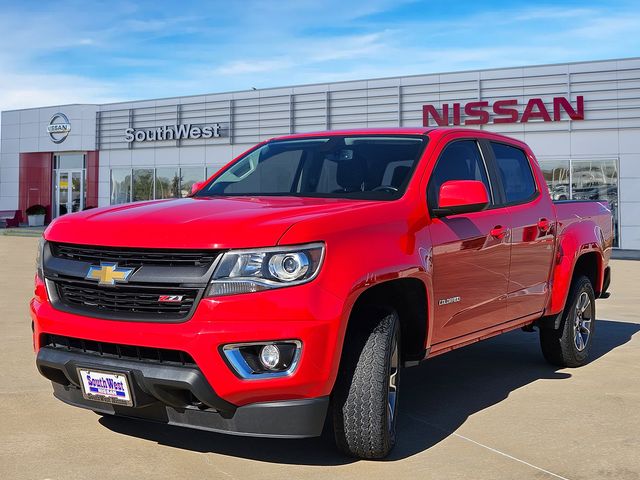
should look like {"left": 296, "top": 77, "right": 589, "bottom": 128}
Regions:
{"left": 47, "top": 113, "right": 71, "bottom": 143}
{"left": 125, "top": 123, "right": 222, "bottom": 143}
{"left": 422, "top": 96, "right": 584, "bottom": 126}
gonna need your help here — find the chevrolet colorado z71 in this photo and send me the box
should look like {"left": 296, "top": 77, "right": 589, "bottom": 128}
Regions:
{"left": 32, "top": 128, "right": 612, "bottom": 459}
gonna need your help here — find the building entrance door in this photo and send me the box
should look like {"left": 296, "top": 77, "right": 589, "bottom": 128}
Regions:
{"left": 54, "top": 169, "right": 84, "bottom": 217}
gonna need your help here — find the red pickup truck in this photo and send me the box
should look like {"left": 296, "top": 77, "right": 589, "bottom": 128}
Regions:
{"left": 32, "top": 128, "right": 612, "bottom": 459}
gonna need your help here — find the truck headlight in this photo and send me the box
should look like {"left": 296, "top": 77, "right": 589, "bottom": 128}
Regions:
{"left": 206, "top": 242, "right": 324, "bottom": 297}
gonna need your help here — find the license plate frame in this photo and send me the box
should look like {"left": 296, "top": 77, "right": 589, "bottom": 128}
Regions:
{"left": 77, "top": 367, "right": 134, "bottom": 407}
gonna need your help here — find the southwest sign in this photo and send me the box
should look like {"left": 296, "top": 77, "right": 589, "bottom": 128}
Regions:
{"left": 422, "top": 96, "right": 584, "bottom": 126}
{"left": 125, "top": 123, "right": 222, "bottom": 142}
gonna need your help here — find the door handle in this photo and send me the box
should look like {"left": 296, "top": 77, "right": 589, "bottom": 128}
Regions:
{"left": 537, "top": 218, "right": 551, "bottom": 233}
{"left": 490, "top": 225, "right": 508, "bottom": 239}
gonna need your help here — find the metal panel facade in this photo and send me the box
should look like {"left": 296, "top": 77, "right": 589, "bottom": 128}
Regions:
{"left": 1, "top": 58, "right": 639, "bottom": 249}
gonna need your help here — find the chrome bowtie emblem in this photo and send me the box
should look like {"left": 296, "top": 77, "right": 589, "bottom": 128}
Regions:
{"left": 86, "top": 262, "right": 135, "bottom": 286}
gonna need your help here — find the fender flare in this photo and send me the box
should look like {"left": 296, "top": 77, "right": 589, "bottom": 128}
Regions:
{"left": 547, "top": 224, "right": 604, "bottom": 316}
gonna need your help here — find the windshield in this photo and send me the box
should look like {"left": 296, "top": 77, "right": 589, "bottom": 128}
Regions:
{"left": 195, "top": 135, "right": 427, "bottom": 200}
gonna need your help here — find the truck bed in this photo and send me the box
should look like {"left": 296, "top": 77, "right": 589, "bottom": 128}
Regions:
{"left": 553, "top": 199, "right": 613, "bottom": 248}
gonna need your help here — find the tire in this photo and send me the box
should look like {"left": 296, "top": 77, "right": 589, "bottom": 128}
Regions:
{"left": 332, "top": 307, "right": 400, "bottom": 459}
{"left": 540, "top": 275, "right": 596, "bottom": 367}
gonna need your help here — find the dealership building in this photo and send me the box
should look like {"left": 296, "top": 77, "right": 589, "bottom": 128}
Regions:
{"left": 1, "top": 57, "right": 638, "bottom": 250}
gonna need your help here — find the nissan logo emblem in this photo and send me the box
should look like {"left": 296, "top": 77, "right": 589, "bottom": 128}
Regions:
{"left": 47, "top": 113, "right": 71, "bottom": 144}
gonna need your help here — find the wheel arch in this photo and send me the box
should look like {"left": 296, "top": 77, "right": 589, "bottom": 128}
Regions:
{"left": 548, "top": 239, "right": 604, "bottom": 316}
{"left": 346, "top": 277, "right": 429, "bottom": 366}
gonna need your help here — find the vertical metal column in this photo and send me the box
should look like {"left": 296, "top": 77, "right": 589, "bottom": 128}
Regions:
{"left": 289, "top": 94, "right": 295, "bottom": 134}
{"left": 477, "top": 73, "right": 482, "bottom": 130}
{"left": 228, "top": 99, "right": 234, "bottom": 145}
{"left": 127, "top": 109, "right": 133, "bottom": 150}
{"left": 397, "top": 84, "right": 402, "bottom": 127}
{"left": 325, "top": 90, "right": 331, "bottom": 130}
{"left": 176, "top": 104, "right": 182, "bottom": 148}
{"left": 95, "top": 111, "right": 101, "bottom": 151}
{"left": 567, "top": 67, "right": 573, "bottom": 200}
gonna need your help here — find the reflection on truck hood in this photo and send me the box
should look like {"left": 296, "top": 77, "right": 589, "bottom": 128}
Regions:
{"left": 44, "top": 196, "right": 375, "bottom": 249}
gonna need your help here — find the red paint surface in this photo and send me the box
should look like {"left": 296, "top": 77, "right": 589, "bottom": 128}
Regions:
{"left": 33, "top": 127, "right": 612, "bottom": 408}
{"left": 19, "top": 152, "right": 52, "bottom": 223}
{"left": 438, "top": 180, "right": 489, "bottom": 208}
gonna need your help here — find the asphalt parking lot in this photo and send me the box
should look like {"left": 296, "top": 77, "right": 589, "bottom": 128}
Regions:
{"left": 1, "top": 235, "right": 638, "bottom": 480}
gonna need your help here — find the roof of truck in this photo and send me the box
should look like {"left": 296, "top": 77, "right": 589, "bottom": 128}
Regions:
{"left": 269, "top": 127, "right": 525, "bottom": 145}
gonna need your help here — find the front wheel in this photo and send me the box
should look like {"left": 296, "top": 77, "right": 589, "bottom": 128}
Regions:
{"left": 540, "top": 275, "right": 596, "bottom": 367}
{"left": 332, "top": 307, "right": 400, "bottom": 459}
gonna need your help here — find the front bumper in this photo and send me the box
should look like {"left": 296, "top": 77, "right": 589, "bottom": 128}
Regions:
{"left": 32, "top": 280, "right": 346, "bottom": 406}
{"left": 36, "top": 346, "right": 329, "bottom": 438}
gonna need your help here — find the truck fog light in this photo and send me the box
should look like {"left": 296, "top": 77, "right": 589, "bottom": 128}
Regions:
{"left": 259, "top": 344, "right": 280, "bottom": 370}
{"left": 222, "top": 340, "right": 301, "bottom": 379}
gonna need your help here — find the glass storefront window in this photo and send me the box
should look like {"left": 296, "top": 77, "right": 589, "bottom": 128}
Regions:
{"left": 571, "top": 159, "right": 619, "bottom": 247}
{"left": 133, "top": 169, "right": 154, "bottom": 202}
{"left": 180, "top": 167, "right": 204, "bottom": 197}
{"left": 539, "top": 158, "right": 619, "bottom": 247}
{"left": 110, "top": 169, "right": 131, "bottom": 205}
{"left": 155, "top": 168, "right": 180, "bottom": 199}
{"left": 54, "top": 153, "right": 85, "bottom": 170}
{"left": 539, "top": 159, "right": 570, "bottom": 201}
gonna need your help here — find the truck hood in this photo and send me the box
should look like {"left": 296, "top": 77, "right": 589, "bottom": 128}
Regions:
{"left": 45, "top": 196, "right": 376, "bottom": 249}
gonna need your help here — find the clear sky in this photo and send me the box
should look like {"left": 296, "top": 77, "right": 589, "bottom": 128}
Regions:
{"left": 0, "top": 0, "right": 639, "bottom": 112}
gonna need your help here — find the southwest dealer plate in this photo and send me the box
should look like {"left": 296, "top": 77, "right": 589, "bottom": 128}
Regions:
{"left": 77, "top": 368, "right": 133, "bottom": 406}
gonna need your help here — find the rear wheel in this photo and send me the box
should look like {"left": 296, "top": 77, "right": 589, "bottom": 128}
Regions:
{"left": 540, "top": 275, "right": 596, "bottom": 367}
{"left": 332, "top": 307, "right": 400, "bottom": 459}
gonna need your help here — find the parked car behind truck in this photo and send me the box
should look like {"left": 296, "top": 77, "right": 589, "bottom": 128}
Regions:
{"left": 32, "top": 128, "right": 612, "bottom": 458}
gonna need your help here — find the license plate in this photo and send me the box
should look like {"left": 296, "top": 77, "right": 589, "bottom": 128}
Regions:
{"left": 77, "top": 368, "right": 133, "bottom": 406}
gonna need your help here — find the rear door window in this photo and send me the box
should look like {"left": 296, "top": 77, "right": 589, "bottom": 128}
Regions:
{"left": 490, "top": 142, "right": 537, "bottom": 204}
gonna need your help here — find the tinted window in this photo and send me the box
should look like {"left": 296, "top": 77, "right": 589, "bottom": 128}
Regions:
{"left": 221, "top": 149, "right": 303, "bottom": 195}
{"left": 428, "top": 140, "right": 491, "bottom": 208}
{"left": 155, "top": 167, "right": 180, "bottom": 199}
{"left": 197, "top": 136, "right": 426, "bottom": 200}
{"left": 132, "top": 168, "right": 154, "bottom": 202}
{"left": 491, "top": 143, "right": 537, "bottom": 203}
{"left": 110, "top": 169, "right": 131, "bottom": 204}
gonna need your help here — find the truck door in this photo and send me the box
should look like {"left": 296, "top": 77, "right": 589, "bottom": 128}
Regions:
{"left": 486, "top": 141, "right": 555, "bottom": 319}
{"left": 428, "top": 138, "right": 512, "bottom": 344}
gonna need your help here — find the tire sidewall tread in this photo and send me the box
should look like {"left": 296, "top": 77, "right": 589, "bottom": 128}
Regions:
{"left": 332, "top": 307, "right": 400, "bottom": 459}
{"left": 540, "top": 275, "right": 596, "bottom": 368}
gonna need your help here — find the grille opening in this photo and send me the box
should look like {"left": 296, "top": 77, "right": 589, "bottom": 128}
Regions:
{"left": 54, "top": 279, "right": 199, "bottom": 320}
{"left": 43, "top": 334, "right": 197, "bottom": 367}
{"left": 50, "top": 242, "right": 219, "bottom": 268}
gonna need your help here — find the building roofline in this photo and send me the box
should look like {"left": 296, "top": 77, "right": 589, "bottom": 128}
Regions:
{"left": 2, "top": 56, "right": 640, "bottom": 113}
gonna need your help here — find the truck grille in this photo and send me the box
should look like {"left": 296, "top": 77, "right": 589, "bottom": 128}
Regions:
{"left": 53, "top": 279, "right": 199, "bottom": 320}
{"left": 42, "top": 334, "right": 197, "bottom": 367}
{"left": 50, "top": 242, "right": 219, "bottom": 268}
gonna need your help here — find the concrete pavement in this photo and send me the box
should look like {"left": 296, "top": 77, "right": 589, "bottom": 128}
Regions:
{"left": 1, "top": 235, "right": 638, "bottom": 479}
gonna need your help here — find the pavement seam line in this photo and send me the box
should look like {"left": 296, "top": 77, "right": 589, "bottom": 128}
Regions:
{"left": 407, "top": 414, "right": 572, "bottom": 480}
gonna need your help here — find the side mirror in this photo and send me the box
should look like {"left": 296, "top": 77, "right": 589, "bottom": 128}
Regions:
{"left": 190, "top": 181, "right": 205, "bottom": 195}
{"left": 432, "top": 180, "right": 489, "bottom": 217}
